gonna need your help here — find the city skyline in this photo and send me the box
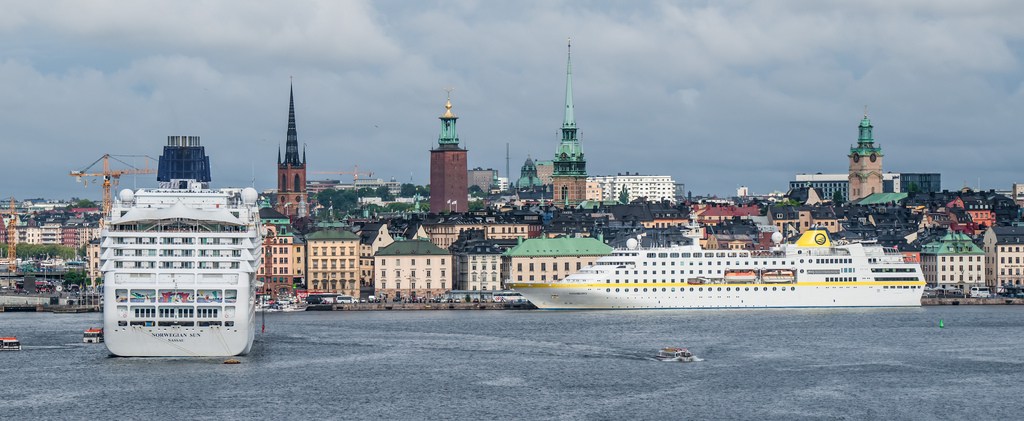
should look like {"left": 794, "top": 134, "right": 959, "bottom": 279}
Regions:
{"left": 3, "top": 1, "right": 1024, "bottom": 200}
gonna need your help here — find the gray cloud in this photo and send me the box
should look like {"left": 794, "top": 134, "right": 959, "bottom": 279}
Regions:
{"left": 2, "top": 0, "right": 1024, "bottom": 200}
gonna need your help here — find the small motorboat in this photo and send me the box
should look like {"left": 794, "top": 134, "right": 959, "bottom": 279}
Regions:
{"left": 655, "top": 347, "right": 696, "bottom": 362}
{"left": 1, "top": 337, "right": 22, "bottom": 351}
{"left": 83, "top": 328, "right": 104, "bottom": 344}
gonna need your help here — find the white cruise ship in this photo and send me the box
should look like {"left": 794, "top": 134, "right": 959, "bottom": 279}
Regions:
{"left": 101, "top": 136, "right": 263, "bottom": 356}
{"left": 509, "top": 227, "right": 924, "bottom": 310}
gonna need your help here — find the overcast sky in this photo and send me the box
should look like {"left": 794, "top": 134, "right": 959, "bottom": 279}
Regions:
{"left": 3, "top": 0, "right": 1024, "bottom": 201}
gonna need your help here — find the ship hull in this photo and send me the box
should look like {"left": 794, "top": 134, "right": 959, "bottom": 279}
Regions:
{"left": 510, "top": 282, "right": 924, "bottom": 310}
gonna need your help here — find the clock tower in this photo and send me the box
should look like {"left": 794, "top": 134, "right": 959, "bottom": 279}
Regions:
{"left": 847, "top": 112, "right": 883, "bottom": 202}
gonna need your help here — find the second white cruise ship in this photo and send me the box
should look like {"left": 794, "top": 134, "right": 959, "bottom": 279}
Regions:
{"left": 101, "top": 136, "right": 263, "bottom": 357}
{"left": 510, "top": 226, "right": 924, "bottom": 310}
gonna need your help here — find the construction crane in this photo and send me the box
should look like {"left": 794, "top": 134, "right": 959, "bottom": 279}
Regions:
{"left": 315, "top": 165, "right": 374, "bottom": 185}
{"left": 70, "top": 154, "right": 157, "bottom": 217}
{"left": 5, "top": 198, "right": 16, "bottom": 273}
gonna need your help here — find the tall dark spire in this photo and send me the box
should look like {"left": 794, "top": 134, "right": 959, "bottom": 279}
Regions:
{"left": 282, "top": 82, "right": 302, "bottom": 166}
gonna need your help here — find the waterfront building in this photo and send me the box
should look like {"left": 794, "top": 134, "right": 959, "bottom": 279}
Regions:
{"left": 450, "top": 235, "right": 505, "bottom": 291}
{"left": 374, "top": 239, "right": 451, "bottom": 301}
{"left": 983, "top": 226, "right": 1024, "bottom": 288}
{"left": 276, "top": 84, "right": 308, "bottom": 218}
{"left": 502, "top": 237, "right": 611, "bottom": 284}
{"left": 429, "top": 95, "right": 468, "bottom": 214}
{"left": 848, "top": 113, "right": 884, "bottom": 201}
{"left": 920, "top": 231, "right": 985, "bottom": 290}
{"left": 551, "top": 42, "right": 587, "bottom": 208}
{"left": 87, "top": 239, "right": 100, "bottom": 285}
{"left": 356, "top": 223, "right": 395, "bottom": 296}
{"left": 306, "top": 229, "right": 360, "bottom": 296}
{"left": 588, "top": 173, "right": 677, "bottom": 203}
{"left": 257, "top": 207, "right": 301, "bottom": 298}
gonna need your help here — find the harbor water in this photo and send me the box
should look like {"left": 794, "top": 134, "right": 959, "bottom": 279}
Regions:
{"left": 1, "top": 306, "right": 1022, "bottom": 420}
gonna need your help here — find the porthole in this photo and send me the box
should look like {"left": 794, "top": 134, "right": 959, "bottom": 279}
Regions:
{"left": 773, "top": 287, "right": 777, "bottom": 291}
{"left": 671, "top": 288, "right": 676, "bottom": 292}
{"left": 634, "top": 288, "right": 639, "bottom": 292}
{"left": 689, "top": 287, "right": 694, "bottom": 292}
{"left": 606, "top": 288, "right": 611, "bottom": 292}
{"left": 615, "top": 288, "right": 620, "bottom": 292}
{"left": 726, "top": 287, "right": 731, "bottom": 292}
{"left": 662, "top": 288, "right": 667, "bottom": 292}
{"left": 717, "top": 287, "right": 722, "bottom": 292}
{"left": 745, "top": 287, "right": 749, "bottom": 291}
{"left": 699, "top": 287, "right": 704, "bottom": 292}
{"left": 643, "top": 288, "right": 648, "bottom": 292}
{"left": 791, "top": 287, "right": 796, "bottom": 291}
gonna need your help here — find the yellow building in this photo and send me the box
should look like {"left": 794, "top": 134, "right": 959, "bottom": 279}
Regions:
{"left": 306, "top": 229, "right": 361, "bottom": 297}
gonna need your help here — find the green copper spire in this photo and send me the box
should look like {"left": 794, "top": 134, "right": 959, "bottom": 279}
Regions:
{"left": 437, "top": 90, "right": 460, "bottom": 147}
{"left": 553, "top": 39, "right": 585, "bottom": 177}
{"left": 850, "top": 109, "right": 883, "bottom": 157}
{"left": 858, "top": 107, "right": 873, "bottom": 144}
{"left": 563, "top": 38, "right": 575, "bottom": 129}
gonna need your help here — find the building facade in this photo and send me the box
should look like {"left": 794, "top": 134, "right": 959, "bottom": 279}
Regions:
{"left": 920, "top": 232, "right": 985, "bottom": 290}
{"left": 277, "top": 84, "right": 308, "bottom": 218}
{"left": 551, "top": 42, "right": 587, "bottom": 208}
{"left": 306, "top": 229, "right": 361, "bottom": 297}
{"left": 468, "top": 167, "right": 497, "bottom": 192}
{"left": 374, "top": 239, "right": 451, "bottom": 301}
{"left": 503, "top": 237, "right": 612, "bottom": 284}
{"left": 589, "top": 173, "right": 677, "bottom": 203}
{"left": 983, "top": 226, "right": 1024, "bottom": 288}
{"left": 429, "top": 96, "right": 468, "bottom": 213}
{"left": 848, "top": 113, "right": 884, "bottom": 201}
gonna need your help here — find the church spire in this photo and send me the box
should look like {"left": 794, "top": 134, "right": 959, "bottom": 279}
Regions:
{"left": 563, "top": 38, "right": 575, "bottom": 129}
{"left": 282, "top": 82, "right": 302, "bottom": 166}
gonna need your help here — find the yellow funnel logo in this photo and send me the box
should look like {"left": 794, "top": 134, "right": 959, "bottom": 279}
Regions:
{"left": 795, "top": 229, "right": 831, "bottom": 247}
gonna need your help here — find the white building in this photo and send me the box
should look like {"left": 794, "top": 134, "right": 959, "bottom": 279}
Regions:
{"left": 588, "top": 173, "right": 676, "bottom": 203}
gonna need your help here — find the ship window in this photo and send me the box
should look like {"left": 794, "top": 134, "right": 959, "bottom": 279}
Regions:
{"left": 689, "top": 287, "right": 694, "bottom": 292}
{"left": 606, "top": 288, "right": 611, "bottom": 292}
{"left": 772, "top": 287, "right": 777, "bottom": 291}
{"left": 662, "top": 288, "right": 666, "bottom": 292}
{"left": 634, "top": 288, "right": 639, "bottom": 292}
{"left": 791, "top": 287, "right": 796, "bottom": 291}
{"left": 745, "top": 287, "right": 749, "bottom": 291}
{"left": 717, "top": 287, "right": 722, "bottom": 292}
{"left": 699, "top": 287, "right": 703, "bottom": 292}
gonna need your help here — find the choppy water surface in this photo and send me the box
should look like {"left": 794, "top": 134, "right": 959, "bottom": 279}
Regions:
{"left": 1, "top": 306, "right": 1022, "bottom": 420}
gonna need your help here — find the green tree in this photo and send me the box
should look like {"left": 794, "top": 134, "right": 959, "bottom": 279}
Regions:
{"left": 468, "top": 200, "right": 485, "bottom": 211}
{"left": 618, "top": 186, "right": 629, "bottom": 204}
{"left": 64, "top": 270, "right": 88, "bottom": 286}
{"left": 375, "top": 186, "right": 394, "bottom": 201}
{"left": 71, "top": 199, "right": 97, "bottom": 209}
{"left": 832, "top": 190, "right": 846, "bottom": 205}
{"left": 357, "top": 187, "right": 376, "bottom": 198}
{"left": 469, "top": 185, "right": 484, "bottom": 197}
{"left": 399, "top": 183, "right": 417, "bottom": 198}
{"left": 415, "top": 185, "right": 430, "bottom": 197}
{"left": 907, "top": 182, "right": 920, "bottom": 194}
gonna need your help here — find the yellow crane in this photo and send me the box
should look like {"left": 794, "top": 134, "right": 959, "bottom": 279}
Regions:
{"left": 315, "top": 165, "right": 374, "bottom": 185}
{"left": 70, "top": 154, "right": 157, "bottom": 217}
{"left": 4, "top": 197, "right": 15, "bottom": 274}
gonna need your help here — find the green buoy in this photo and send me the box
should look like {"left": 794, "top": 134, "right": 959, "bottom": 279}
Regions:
{"left": 939, "top": 319, "right": 944, "bottom": 328}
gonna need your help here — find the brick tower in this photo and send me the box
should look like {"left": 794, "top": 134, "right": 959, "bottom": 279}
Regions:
{"left": 552, "top": 40, "right": 587, "bottom": 208}
{"left": 429, "top": 94, "right": 468, "bottom": 214}
{"left": 277, "top": 83, "right": 307, "bottom": 218}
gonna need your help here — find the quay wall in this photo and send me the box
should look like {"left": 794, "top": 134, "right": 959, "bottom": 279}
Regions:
{"left": 921, "top": 297, "right": 1024, "bottom": 306}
